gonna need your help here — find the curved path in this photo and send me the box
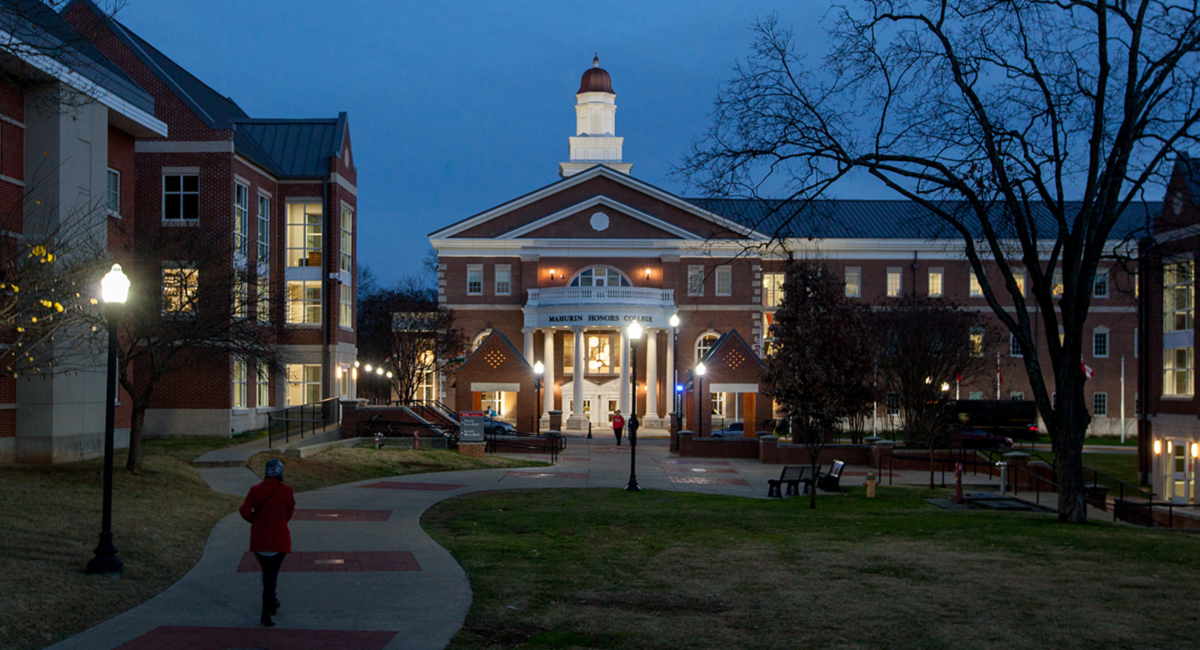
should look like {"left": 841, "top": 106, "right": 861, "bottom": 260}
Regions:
{"left": 46, "top": 436, "right": 917, "bottom": 650}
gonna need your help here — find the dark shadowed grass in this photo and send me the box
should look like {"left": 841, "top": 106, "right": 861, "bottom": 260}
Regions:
{"left": 425, "top": 486, "right": 1200, "bottom": 650}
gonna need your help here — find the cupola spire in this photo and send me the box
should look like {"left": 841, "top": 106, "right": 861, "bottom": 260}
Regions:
{"left": 560, "top": 55, "right": 632, "bottom": 178}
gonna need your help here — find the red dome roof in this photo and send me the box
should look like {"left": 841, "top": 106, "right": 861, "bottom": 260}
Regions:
{"left": 577, "top": 54, "right": 614, "bottom": 94}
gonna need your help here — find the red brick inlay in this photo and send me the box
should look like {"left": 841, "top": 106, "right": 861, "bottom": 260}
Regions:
{"left": 358, "top": 481, "right": 467, "bottom": 491}
{"left": 558, "top": 456, "right": 590, "bottom": 461}
{"left": 505, "top": 471, "right": 588, "bottom": 479}
{"left": 291, "top": 509, "right": 392, "bottom": 522}
{"left": 661, "top": 467, "right": 739, "bottom": 474}
{"left": 114, "top": 626, "right": 397, "bottom": 650}
{"left": 656, "top": 459, "right": 731, "bottom": 466}
{"left": 667, "top": 477, "right": 751, "bottom": 486}
{"left": 237, "top": 551, "right": 420, "bottom": 573}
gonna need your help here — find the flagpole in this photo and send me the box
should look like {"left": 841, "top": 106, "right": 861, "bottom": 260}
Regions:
{"left": 996, "top": 352, "right": 1001, "bottom": 400}
{"left": 872, "top": 357, "right": 878, "bottom": 436}
{"left": 1121, "top": 355, "right": 1126, "bottom": 443}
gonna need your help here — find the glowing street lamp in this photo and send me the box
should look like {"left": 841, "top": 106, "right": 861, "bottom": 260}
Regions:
{"left": 626, "top": 321, "right": 642, "bottom": 492}
{"left": 695, "top": 361, "right": 707, "bottom": 437}
{"left": 534, "top": 361, "right": 545, "bottom": 436}
{"left": 87, "top": 264, "right": 129, "bottom": 575}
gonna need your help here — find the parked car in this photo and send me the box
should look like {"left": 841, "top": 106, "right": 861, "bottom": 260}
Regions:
{"left": 958, "top": 427, "right": 1014, "bottom": 449}
{"left": 484, "top": 421, "right": 518, "bottom": 436}
{"left": 711, "top": 422, "right": 744, "bottom": 438}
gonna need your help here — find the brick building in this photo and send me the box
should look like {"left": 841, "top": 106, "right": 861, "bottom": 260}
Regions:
{"left": 430, "top": 57, "right": 1147, "bottom": 439}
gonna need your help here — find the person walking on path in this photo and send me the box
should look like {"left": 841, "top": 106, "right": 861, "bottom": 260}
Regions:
{"left": 239, "top": 458, "right": 295, "bottom": 627}
{"left": 612, "top": 410, "right": 625, "bottom": 445}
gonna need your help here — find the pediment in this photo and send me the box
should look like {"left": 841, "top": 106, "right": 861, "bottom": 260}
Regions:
{"left": 509, "top": 198, "right": 689, "bottom": 240}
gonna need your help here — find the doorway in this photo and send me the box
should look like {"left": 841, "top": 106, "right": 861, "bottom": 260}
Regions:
{"left": 1165, "top": 439, "right": 1194, "bottom": 504}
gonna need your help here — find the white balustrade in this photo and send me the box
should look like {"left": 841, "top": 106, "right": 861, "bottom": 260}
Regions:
{"left": 526, "top": 287, "right": 674, "bottom": 307}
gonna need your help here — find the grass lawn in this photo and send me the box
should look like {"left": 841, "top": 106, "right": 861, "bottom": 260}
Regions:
{"left": 247, "top": 447, "right": 545, "bottom": 492}
{"left": 425, "top": 487, "right": 1200, "bottom": 650}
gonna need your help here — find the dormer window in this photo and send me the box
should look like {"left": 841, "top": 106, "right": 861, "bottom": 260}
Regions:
{"left": 569, "top": 267, "right": 630, "bottom": 287}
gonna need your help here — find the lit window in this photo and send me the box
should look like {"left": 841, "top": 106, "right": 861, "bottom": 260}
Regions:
{"left": 286, "top": 364, "right": 322, "bottom": 405}
{"left": 1093, "top": 392, "right": 1107, "bottom": 417}
{"left": 571, "top": 267, "right": 630, "bottom": 287}
{"left": 711, "top": 392, "right": 725, "bottom": 417}
{"left": 234, "top": 279, "right": 248, "bottom": 319}
{"left": 763, "top": 272, "right": 784, "bottom": 307}
{"left": 1093, "top": 330, "right": 1108, "bottom": 358}
{"left": 928, "top": 268, "right": 943, "bottom": 297}
{"left": 1164, "top": 261, "right": 1193, "bottom": 333}
{"left": 162, "top": 267, "right": 198, "bottom": 315}
{"left": 1010, "top": 335, "right": 1022, "bottom": 358}
{"left": 687, "top": 266, "right": 704, "bottom": 296}
{"left": 256, "top": 363, "right": 271, "bottom": 408}
{"left": 1053, "top": 271, "right": 1063, "bottom": 297}
{"left": 163, "top": 174, "right": 199, "bottom": 220}
{"left": 106, "top": 169, "right": 120, "bottom": 214}
{"left": 696, "top": 333, "right": 720, "bottom": 363}
{"left": 715, "top": 266, "right": 732, "bottom": 296}
{"left": 885, "top": 393, "right": 900, "bottom": 416}
{"left": 232, "top": 358, "right": 247, "bottom": 408}
{"left": 969, "top": 270, "right": 983, "bottom": 297}
{"left": 1013, "top": 270, "right": 1025, "bottom": 297}
{"left": 340, "top": 207, "right": 353, "bottom": 273}
{"left": 256, "top": 275, "right": 270, "bottom": 324}
{"left": 845, "top": 267, "right": 861, "bottom": 298}
{"left": 886, "top": 268, "right": 901, "bottom": 297}
{"left": 286, "top": 281, "right": 322, "bottom": 324}
{"left": 1164, "top": 347, "right": 1194, "bottom": 397}
{"left": 495, "top": 265, "right": 511, "bottom": 296}
{"left": 1093, "top": 271, "right": 1108, "bottom": 298}
{"left": 467, "top": 265, "right": 483, "bottom": 295}
{"left": 970, "top": 329, "right": 984, "bottom": 357}
{"left": 286, "top": 202, "right": 323, "bottom": 267}
{"left": 234, "top": 183, "right": 249, "bottom": 257}
{"left": 340, "top": 284, "right": 352, "bottom": 328}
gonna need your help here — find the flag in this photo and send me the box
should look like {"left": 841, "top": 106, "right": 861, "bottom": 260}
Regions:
{"left": 1082, "top": 362, "right": 1094, "bottom": 379}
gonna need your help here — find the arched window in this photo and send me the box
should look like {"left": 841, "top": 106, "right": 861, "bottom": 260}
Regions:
{"left": 472, "top": 329, "right": 492, "bottom": 352}
{"left": 695, "top": 332, "right": 720, "bottom": 363}
{"left": 569, "top": 267, "right": 630, "bottom": 288}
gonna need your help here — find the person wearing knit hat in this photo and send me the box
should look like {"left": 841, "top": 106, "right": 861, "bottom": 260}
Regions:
{"left": 239, "top": 457, "right": 295, "bottom": 626}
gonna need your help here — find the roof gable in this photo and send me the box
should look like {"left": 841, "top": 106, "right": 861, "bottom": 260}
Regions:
{"left": 233, "top": 114, "right": 345, "bottom": 178}
{"left": 458, "top": 330, "right": 533, "bottom": 381}
{"left": 507, "top": 196, "right": 692, "bottom": 240}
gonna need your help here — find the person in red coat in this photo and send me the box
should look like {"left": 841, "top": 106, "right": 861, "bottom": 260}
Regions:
{"left": 612, "top": 410, "right": 625, "bottom": 445}
{"left": 239, "top": 458, "right": 295, "bottom": 627}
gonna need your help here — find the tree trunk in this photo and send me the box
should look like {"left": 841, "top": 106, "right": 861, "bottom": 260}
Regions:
{"left": 809, "top": 456, "right": 818, "bottom": 509}
{"left": 125, "top": 405, "right": 146, "bottom": 474}
{"left": 929, "top": 444, "right": 936, "bottom": 490}
{"left": 1054, "top": 402, "right": 1089, "bottom": 523}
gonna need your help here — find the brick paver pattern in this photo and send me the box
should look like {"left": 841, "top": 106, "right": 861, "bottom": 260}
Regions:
{"left": 666, "top": 477, "right": 751, "bottom": 486}
{"left": 357, "top": 481, "right": 467, "bottom": 491}
{"left": 290, "top": 509, "right": 392, "bottom": 522}
{"left": 113, "top": 626, "right": 397, "bottom": 650}
{"left": 504, "top": 471, "right": 589, "bottom": 479}
{"left": 237, "top": 551, "right": 420, "bottom": 573}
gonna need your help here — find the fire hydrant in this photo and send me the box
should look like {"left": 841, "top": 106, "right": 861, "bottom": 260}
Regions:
{"left": 863, "top": 471, "right": 877, "bottom": 498}
{"left": 374, "top": 432, "right": 383, "bottom": 450}
{"left": 955, "top": 462, "right": 965, "bottom": 504}
{"left": 412, "top": 431, "right": 420, "bottom": 451}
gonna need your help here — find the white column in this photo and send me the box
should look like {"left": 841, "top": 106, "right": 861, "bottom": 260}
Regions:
{"left": 523, "top": 328, "right": 535, "bottom": 365}
{"left": 619, "top": 327, "right": 630, "bottom": 414}
{"left": 646, "top": 328, "right": 659, "bottom": 420}
{"left": 666, "top": 326, "right": 676, "bottom": 419}
{"left": 572, "top": 326, "right": 585, "bottom": 425}
{"left": 542, "top": 329, "right": 555, "bottom": 414}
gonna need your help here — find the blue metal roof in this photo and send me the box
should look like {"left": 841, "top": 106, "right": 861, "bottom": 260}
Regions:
{"left": 232, "top": 116, "right": 347, "bottom": 178}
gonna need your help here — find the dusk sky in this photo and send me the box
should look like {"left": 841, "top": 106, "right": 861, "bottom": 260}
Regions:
{"left": 113, "top": 0, "right": 860, "bottom": 285}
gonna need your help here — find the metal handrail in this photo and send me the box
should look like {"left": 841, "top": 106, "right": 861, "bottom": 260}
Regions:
{"left": 267, "top": 397, "right": 341, "bottom": 447}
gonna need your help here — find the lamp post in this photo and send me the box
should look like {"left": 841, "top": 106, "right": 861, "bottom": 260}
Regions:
{"left": 669, "top": 314, "right": 680, "bottom": 432}
{"left": 86, "top": 264, "right": 129, "bottom": 576}
{"left": 626, "top": 320, "right": 642, "bottom": 492}
{"left": 695, "top": 362, "right": 706, "bottom": 437}
{"left": 533, "top": 361, "right": 544, "bottom": 436}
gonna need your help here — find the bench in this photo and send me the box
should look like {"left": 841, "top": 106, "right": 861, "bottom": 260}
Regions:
{"left": 817, "top": 460, "right": 846, "bottom": 492}
{"left": 767, "top": 466, "right": 807, "bottom": 498}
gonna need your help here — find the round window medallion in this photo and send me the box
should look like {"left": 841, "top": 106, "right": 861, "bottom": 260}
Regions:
{"left": 590, "top": 212, "right": 610, "bottom": 231}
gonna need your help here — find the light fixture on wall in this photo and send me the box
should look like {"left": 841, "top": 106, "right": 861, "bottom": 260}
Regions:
{"left": 1154, "top": 439, "right": 1162, "bottom": 455}
{"left": 549, "top": 269, "right": 556, "bottom": 280}
{"left": 1193, "top": 442, "right": 1198, "bottom": 459}
{"left": 645, "top": 268, "right": 651, "bottom": 281}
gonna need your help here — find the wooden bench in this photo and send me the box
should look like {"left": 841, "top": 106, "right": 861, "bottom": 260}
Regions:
{"left": 768, "top": 466, "right": 807, "bottom": 498}
{"left": 816, "top": 460, "right": 846, "bottom": 492}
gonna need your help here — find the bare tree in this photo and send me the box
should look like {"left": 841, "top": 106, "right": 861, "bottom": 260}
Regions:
{"left": 762, "top": 260, "right": 876, "bottom": 508}
{"left": 870, "top": 294, "right": 999, "bottom": 487}
{"left": 679, "top": 2, "right": 1200, "bottom": 522}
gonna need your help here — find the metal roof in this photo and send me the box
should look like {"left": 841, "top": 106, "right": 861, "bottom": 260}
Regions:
{"left": 689, "top": 198, "right": 1161, "bottom": 243}
{"left": 232, "top": 115, "right": 347, "bottom": 178}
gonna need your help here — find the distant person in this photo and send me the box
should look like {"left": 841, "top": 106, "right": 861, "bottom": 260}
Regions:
{"left": 239, "top": 458, "right": 295, "bottom": 627}
{"left": 612, "top": 410, "right": 625, "bottom": 445}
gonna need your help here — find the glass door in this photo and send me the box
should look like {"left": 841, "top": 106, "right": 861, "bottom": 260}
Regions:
{"left": 1166, "top": 440, "right": 1193, "bottom": 504}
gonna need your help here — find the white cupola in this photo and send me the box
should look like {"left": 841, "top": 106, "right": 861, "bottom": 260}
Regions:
{"left": 559, "top": 55, "right": 633, "bottom": 178}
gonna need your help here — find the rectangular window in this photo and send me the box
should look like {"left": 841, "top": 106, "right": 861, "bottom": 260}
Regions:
{"left": 256, "top": 363, "right": 271, "bottom": 408}
{"left": 1013, "top": 270, "right": 1026, "bottom": 297}
{"left": 467, "top": 265, "right": 483, "bottom": 295}
{"left": 1093, "top": 392, "right": 1108, "bottom": 417}
{"left": 845, "top": 267, "right": 861, "bottom": 298}
{"left": 885, "top": 393, "right": 900, "bottom": 416}
{"left": 286, "top": 364, "right": 322, "bottom": 405}
{"left": 928, "top": 268, "right": 943, "bottom": 297}
{"left": 1053, "top": 271, "right": 1064, "bottom": 297}
{"left": 106, "top": 169, "right": 120, "bottom": 214}
{"left": 232, "top": 359, "right": 247, "bottom": 409}
{"left": 1093, "top": 330, "right": 1109, "bottom": 358}
{"left": 1164, "top": 347, "right": 1194, "bottom": 397}
{"left": 163, "top": 174, "right": 199, "bottom": 221}
{"left": 715, "top": 266, "right": 732, "bottom": 296}
{"left": 340, "top": 284, "right": 352, "bottom": 328}
{"left": 234, "top": 279, "right": 248, "bottom": 319}
{"left": 1164, "top": 261, "right": 1194, "bottom": 333}
{"left": 563, "top": 335, "right": 574, "bottom": 374}
{"left": 969, "top": 270, "right": 983, "bottom": 297}
{"left": 687, "top": 265, "right": 704, "bottom": 296}
{"left": 256, "top": 275, "right": 270, "bottom": 324}
{"left": 763, "top": 272, "right": 784, "bottom": 307}
{"left": 495, "top": 265, "right": 512, "bottom": 296}
{"left": 969, "top": 391, "right": 984, "bottom": 400}
{"left": 1010, "top": 335, "right": 1022, "bottom": 358}
{"left": 1010, "top": 391, "right": 1025, "bottom": 401}
{"left": 286, "top": 202, "right": 323, "bottom": 267}
{"left": 1093, "top": 271, "right": 1109, "bottom": 298}
{"left": 286, "top": 281, "right": 322, "bottom": 324}
{"left": 234, "top": 183, "right": 249, "bottom": 257}
{"left": 257, "top": 196, "right": 270, "bottom": 263}
{"left": 340, "top": 207, "right": 353, "bottom": 273}
{"left": 886, "top": 268, "right": 901, "bottom": 297}
{"left": 711, "top": 392, "right": 725, "bottom": 417}
{"left": 970, "top": 329, "right": 984, "bottom": 357}
{"left": 162, "top": 267, "right": 198, "bottom": 315}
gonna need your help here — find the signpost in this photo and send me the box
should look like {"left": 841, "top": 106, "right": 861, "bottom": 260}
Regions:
{"left": 460, "top": 412, "right": 486, "bottom": 442}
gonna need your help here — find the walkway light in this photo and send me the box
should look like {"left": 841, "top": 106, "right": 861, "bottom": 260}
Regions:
{"left": 669, "top": 314, "right": 679, "bottom": 328}
{"left": 533, "top": 361, "right": 544, "bottom": 436}
{"left": 696, "top": 362, "right": 706, "bottom": 377}
{"left": 101, "top": 264, "right": 130, "bottom": 304}
{"left": 365, "top": 364, "right": 373, "bottom": 372}
{"left": 626, "top": 320, "right": 642, "bottom": 491}
{"left": 628, "top": 320, "right": 642, "bottom": 341}
{"left": 376, "top": 367, "right": 384, "bottom": 376}
{"left": 386, "top": 371, "right": 393, "bottom": 379}
{"left": 941, "top": 382, "right": 950, "bottom": 392}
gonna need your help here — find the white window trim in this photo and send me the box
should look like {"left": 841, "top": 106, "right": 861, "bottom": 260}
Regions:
{"left": 467, "top": 264, "right": 484, "bottom": 296}
{"left": 1010, "top": 334, "right": 1022, "bottom": 358}
{"left": 845, "top": 267, "right": 861, "bottom": 298}
{"left": 162, "top": 173, "right": 200, "bottom": 223}
{"left": 928, "top": 267, "right": 943, "bottom": 297}
{"left": 715, "top": 265, "right": 732, "bottom": 297}
{"left": 1093, "top": 270, "right": 1109, "bottom": 298}
{"left": 694, "top": 330, "right": 721, "bottom": 363}
{"left": 495, "top": 264, "right": 512, "bottom": 296}
{"left": 1093, "top": 392, "right": 1108, "bottom": 417}
{"left": 969, "top": 270, "right": 983, "bottom": 297}
{"left": 687, "top": 265, "right": 705, "bottom": 296}
{"left": 886, "top": 267, "right": 901, "bottom": 298}
{"left": 106, "top": 168, "right": 121, "bottom": 217}
{"left": 1093, "top": 326, "right": 1110, "bottom": 359}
